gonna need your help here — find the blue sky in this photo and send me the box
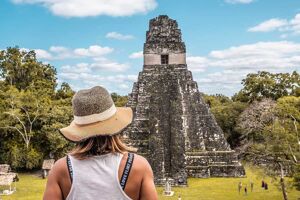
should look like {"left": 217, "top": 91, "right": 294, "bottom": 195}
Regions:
{"left": 1, "top": 0, "right": 300, "bottom": 96}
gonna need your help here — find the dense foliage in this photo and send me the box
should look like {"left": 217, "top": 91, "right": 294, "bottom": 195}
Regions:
{"left": 111, "top": 92, "right": 128, "bottom": 107}
{"left": 204, "top": 94, "right": 247, "bottom": 148}
{"left": 0, "top": 47, "right": 74, "bottom": 169}
{"left": 233, "top": 71, "right": 299, "bottom": 102}
{"left": 205, "top": 71, "right": 300, "bottom": 193}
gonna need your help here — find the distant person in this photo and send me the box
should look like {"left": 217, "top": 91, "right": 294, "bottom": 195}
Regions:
{"left": 264, "top": 182, "right": 268, "bottom": 190}
{"left": 244, "top": 185, "right": 248, "bottom": 195}
{"left": 43, "top": 86, "right": 158, "bottom": 200}
{"left": 178, "top": 195, "right": 182, "bottom": 200}
{"left": 250, "top": 181, "right": 254, "bottom": 192}
{"left": 238, "top": 181, "right": 242, "bottom": 194}
{"left": 261, "top": 180, "right": 265, "bottom": 188}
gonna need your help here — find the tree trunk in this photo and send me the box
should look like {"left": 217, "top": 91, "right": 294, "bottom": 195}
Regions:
{"left": 280, "top": 163, "right": 288, "bottom": 200}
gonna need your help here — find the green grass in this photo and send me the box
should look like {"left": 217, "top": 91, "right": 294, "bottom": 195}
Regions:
{"left": 1, "top": 166, "right": 299, "bottom": 200}
{"left": 156, "top": 165, "right": 300, "bottom": 200}
{"left": 1, "top": 173, "right": 46, "bottom": 200}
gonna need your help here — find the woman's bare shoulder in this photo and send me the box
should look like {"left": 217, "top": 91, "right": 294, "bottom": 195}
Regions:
{"left": 49, "top": 156, "right": 68, "bottom": 179}
{"left": 132, "top": 154, "right": 153, "bottom": 173}
{"left": 133, "top": 154, "right": 149, "bottom": 164}
{"left": 44, "top": 156, "right": 73, "bottom": 200}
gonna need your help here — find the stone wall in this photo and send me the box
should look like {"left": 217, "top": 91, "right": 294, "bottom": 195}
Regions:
{"left": 144, "top": 15, "right": 186, "bottom": 54}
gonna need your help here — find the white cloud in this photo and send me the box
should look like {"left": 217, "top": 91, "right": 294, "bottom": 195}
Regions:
{"left": 248, "top": 13, "right": 300, "bottom": 37}
{"left": 61, "top": 63, "right": 91, "bottom": 74}
{"left": 59, "top": 72, "right": 104, "bottom": 83}
{"left": 225, "top": 0, "right": 254, "bottom": 4}
{"left": 11, "top": 0, "right": 157, "bottom": 17}
{"left": 18, "top": 45, "right": 134, "bottom": 94}
{"left": 198, "top": 41, "right": 300, "bottom": 70}
{"left": 280, "top": 34, "right": 288, "bottom": 39}
{"left": 290, "top": 13, "right": 300, "bottom": 34}
{"left": 106, "top": 32, "right": 134, "bottom": 40}
{"left": 210, "top": 41, "right": 300, "bottom": 58}
{"left": 90, "top": 61, "right": 129, "bottom": 72}
{"left": 129, "top": 51, "right": 143, "bottom": 59}
{"left": 186, "top": 56, "right": 209, "bottom": 72}
{"left": 34, "top": 49, "right": 53, "bottom": 60}
{"left": 49, "top": 46, "right": 69, "bottom": 53}
{"left": 73, "top": 45, "right": 113, "bottom": 57}
{"left": 106, "top": 74, "right": 138, "bottom": 83}
{"left": 59, "top": 65, "right": 136, "bottom": 82}
{"left": 33, "top": 45, "right": 113, "bottom": 60}
{"left": 48, "top": 46, "right": 72, "bottom": 60}
{"left": 189, "top": 41, "right": 300, "bottom": 95}
{"left": 58, "top": 68, "right": 137, "bottom": 94}
{"left": 248, "top": 18, "right": 288, "bottom": 32}
{"left": 60, "top": 60, "right": 129, "bottom": 74}
{"left": 118, "top": 84, "right": 130, "bottom": 89}
{"left": 197, "top": 70, "right": 250, "bottom": 85}
{"left": 196, "top": 70, "right": 248, "bottom": 95}
{"left": 20, "top": 48, "right": 53, "bottom": 60}
{"left": 126, "top": 75, "right": 138, "bottom": 82}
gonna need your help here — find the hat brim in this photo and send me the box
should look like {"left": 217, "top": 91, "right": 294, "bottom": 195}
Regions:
{"left": 59, "top": 107, "right": 133, "bottom": 142}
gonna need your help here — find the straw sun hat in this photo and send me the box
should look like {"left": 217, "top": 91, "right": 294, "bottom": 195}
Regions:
{"left": 59, "top": 86, "right": 133, "bottom": 142}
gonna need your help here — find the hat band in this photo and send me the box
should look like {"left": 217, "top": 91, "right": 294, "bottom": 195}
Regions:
{"left": 73, "top": 104, "right": 117, "bottom": 125}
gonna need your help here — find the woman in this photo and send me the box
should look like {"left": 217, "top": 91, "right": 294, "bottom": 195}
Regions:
{"left": 43, "top": 86, "right": 158, "bottom": 200}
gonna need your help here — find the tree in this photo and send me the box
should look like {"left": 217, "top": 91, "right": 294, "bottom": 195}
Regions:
{"left": 294, "top": 164, "right": 300, "bottom": 191}
{"left": 277, "top": 96, "right": 300, "bottom": 150}
{"left": 233, "top": 71, "right": 300, "bottom": 102}
{"left": 0, "top": 84, "right": 54, "bottom": 169}
{"left": 56, "top": 82, "right": 74, "bottom": 99}
{"left": 41, "top": 82, "right": 75, "bottom": 159}
{"left": 0, "top": 47, "right": 57, "bottom": 91}
{"left": 0, "top": 86, "right": 49, "bottom": 149}
{"left": 235, "top": 98, "right": 276, "bottom": 144}
{"left": 0, "top": 47, "right": 72, "bottom": 169}
{"left": 239, "top": 96, "right": 300, "bottom": 200}
{"left": 204, "top": 94, "right": 247, "bottom": 147}
{"left": 111, "top": 92, "right": 128, "bottom": 107}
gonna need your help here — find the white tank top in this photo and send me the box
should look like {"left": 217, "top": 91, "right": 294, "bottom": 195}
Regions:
{"left": 66, "top": 153, "right": 132, "bottom": 200}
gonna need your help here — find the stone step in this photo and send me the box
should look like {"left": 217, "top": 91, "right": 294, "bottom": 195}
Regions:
{"left": 124, "top": 139, "right": 149, "bottom": 146}
{"left": 209, "top": 164, "right": 242, "bottom": 167}
{"left": 186, "top": 166, "right": 209, "bottom": 169}
{"left": 186, "top": 150, "right": 236, "bottom": 153}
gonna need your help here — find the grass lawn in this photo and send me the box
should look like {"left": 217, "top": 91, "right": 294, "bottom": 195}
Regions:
{"left": 1, "top": 165, "right": 299, "bottom": 200}
{"left": 156, "top": 165, "right": 300, "bottom": 200}
{"left": 1, "top": 173, "right": 46, "bottom": 200}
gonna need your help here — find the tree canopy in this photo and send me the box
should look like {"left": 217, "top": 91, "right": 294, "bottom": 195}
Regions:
{"left": 233, "top": 71, "right": 299, "bottom": 102}
{"left": 0, "top": 47, "right": 73, "bottom": 169}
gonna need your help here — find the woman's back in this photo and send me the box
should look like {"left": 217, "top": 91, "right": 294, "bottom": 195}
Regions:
{"left": 66, "top": 153, "right": 131, "bottom": 200}
{"left": 44, "top": 152, "right": 156, "bottom": 200}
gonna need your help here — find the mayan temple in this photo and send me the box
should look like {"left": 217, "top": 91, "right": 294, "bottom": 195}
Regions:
{"left": 123, "top": 15, "right": 245, "bottom": 185}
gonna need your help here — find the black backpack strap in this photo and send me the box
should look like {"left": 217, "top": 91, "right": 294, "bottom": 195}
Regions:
{"left": 66, "top": 155, "right": 73, "bottom": 183}
{"left": 120, "top": 153, "right": 134, "bottom": 190}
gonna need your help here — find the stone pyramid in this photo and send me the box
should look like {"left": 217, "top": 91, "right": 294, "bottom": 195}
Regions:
{"left": 123, "top": 15, "right": 245, "bottom": 185}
